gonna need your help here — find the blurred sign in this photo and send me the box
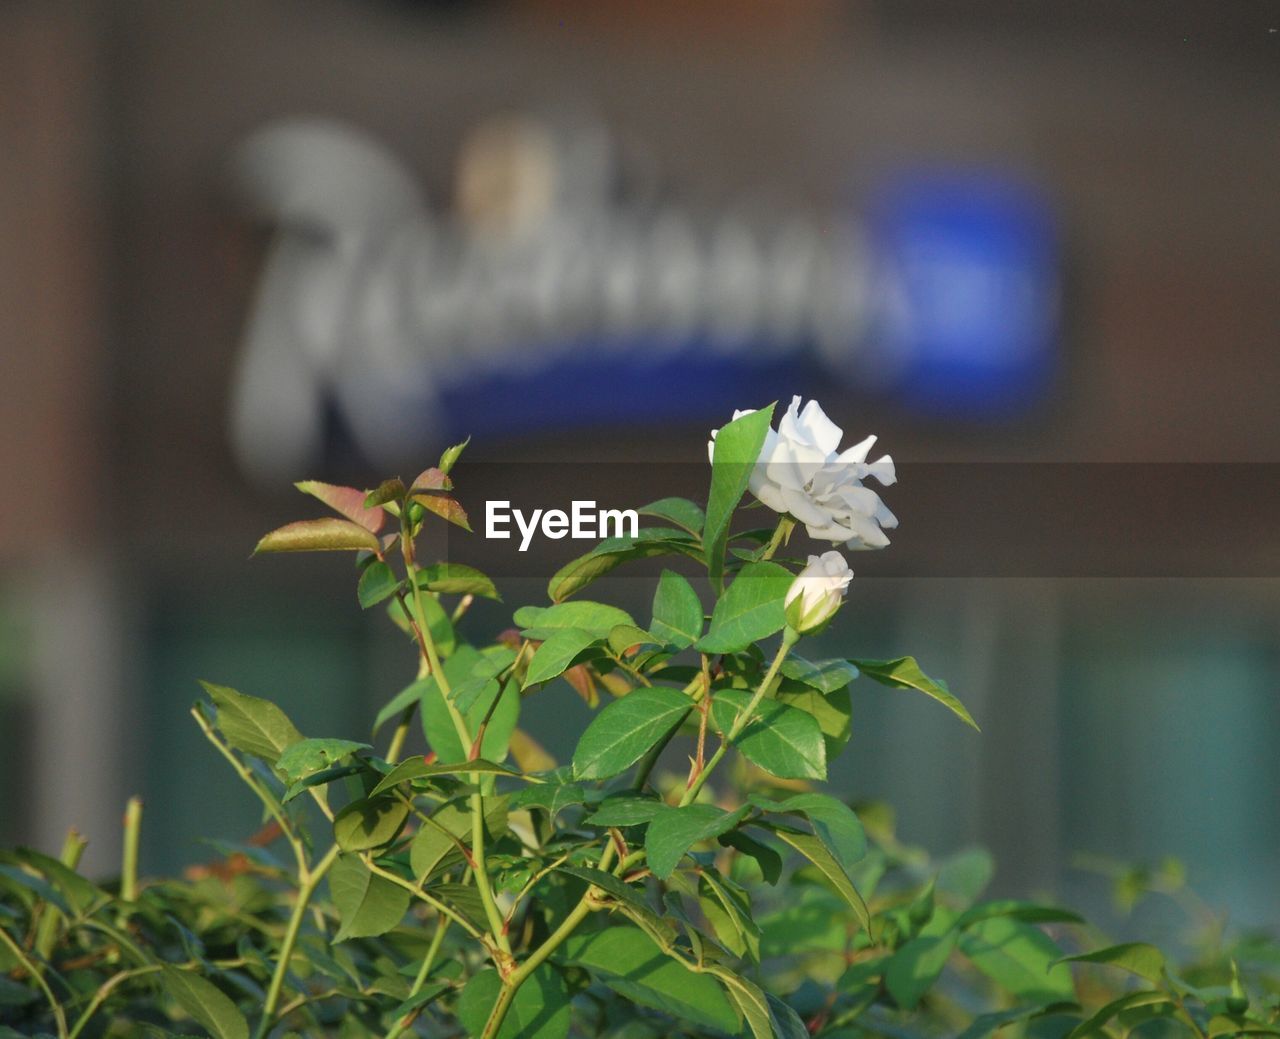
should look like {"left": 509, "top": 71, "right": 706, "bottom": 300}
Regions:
{"left": 229, "top": 115, "right": 1058, "bottom": 481}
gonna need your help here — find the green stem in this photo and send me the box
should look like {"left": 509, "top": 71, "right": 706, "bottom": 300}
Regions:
{"left": 255, "top": 843, "right": 340, "bottom": 1039}
{"left": 403, "top": 558, "right": 509, "bottom": 957}
{"left": 761, "top": 516, "right": 794, "bottom": 561}
{"left": 33, "top": 829, "right": 87, "bottom": 965}
{"left": 120, "top": 797, "right": 142, "bottom": 903}
{"left": 480, "top": 843, "right": 616, "bottom": 1039}
{"left": 384, "top": 916, "right": 451, "bottom": 1039}
{"left": 679, "top": 629, "right": 797, "bottom": 807}
{"left": 0, "top": 925, "right": 67, "bottom": 1039}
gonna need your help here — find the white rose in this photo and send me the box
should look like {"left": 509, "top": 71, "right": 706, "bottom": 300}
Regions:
{"left": 784, "top": 551, "right": 853, "bottom": 633}
{"left": 708, "top": 396, "right": 897, "bottom": 550}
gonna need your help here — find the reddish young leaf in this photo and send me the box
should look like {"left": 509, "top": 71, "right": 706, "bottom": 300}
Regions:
{"left": 295, "top": 480, "right": 386, "bottom": 534}
{"left": 254, "top": 518, "right": 382, "bottom": 555}
{"left": 365, "top": 479, "right": 407, "bottom": 508}
{"left": 411, "top": 493, "right": 472, "bottom": 532}
{"left": 410, "top": 468, "right": 453, "bottom": 493}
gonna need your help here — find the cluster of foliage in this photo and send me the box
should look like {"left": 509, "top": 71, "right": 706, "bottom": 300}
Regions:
{"left": 3, "top": 405, "right": 1279, "bottom": 1039}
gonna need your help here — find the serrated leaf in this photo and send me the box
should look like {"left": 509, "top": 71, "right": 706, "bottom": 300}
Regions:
{"left": 333, "top": 796, "right": 411, "bottom": 852}
{"left": 159, "top": 967, "right": 249, "bottom": 1039}
{"left": 329, "top": 855, "right": 411, "bottom": 940}
{"left": 547, "top": 530, "right": 701, "bottom": 602}
{"left": 365, "top": 479, "right": 406, "bottom": 507}
{"left": 357, "top": 561, "right": 401, "bottom": 608}
{"left": 711, "top": 690, "right": 826, "bottom": 780}
{"left": 419, "top": 646, "right": 519, "bottom": 762}
{"left": 438, "top": 437, "right": 470, "bottom": 475}
{"left": 650, "top": 570, "right": 703, "bottom": 649}
{"left": 638, "top": 497, "right": 706, "bottom": 536}
{"left": 644, "top": 804, "right": 748, "bottom": 879}
{"left": 572, "top": 688, "right": 691, "bottom": 781}
{"left": 851, "top": 656, "right": 979, "bottom": 731}
{"left": 411, "top": 492, "right": 471, "bottom": 532}
{"left": 780, "top": 656, "right": 859, "bottom": 693}
{"left": 201, "top": 682, "right": 303, "bottom": 768}
{"left": 415, "top": 562, "right": 499, "bottom": 600}
{"left": 751, "top": 792, "right": 866, "bottom": 865}
{"left": 957, "top": 899, "right": 1085, "bottom": 930}
{"left": 705, "top": 405, "right": 775, "bottom": 584}
{"left": 295, "top": 480, "right": 386, "bottom": 533}
{"left": 370, "top": 757, "right": 516, "bottom": 798}
{"left": 509, "top": 782, "right": 587, "bottom": 818}
{"left": 515, "top": 601, "right": 635, "bottom": 640}
{"left": 372, "top": 677, "right": 431, "bottom": 735}
{"left": 776, "top": 684, "right": 852, "bottom": 761}
{"left": 523, "top": 629, "right": 601, "bottom": 689}
{"left": 608, "top": 624, "right": 656, "bottom": 656}
{"left": 457, "top": 966, "right": 570, "bottom": 1039}
{"left": 253, "top": 517, "right": 381, "bottom": 555}
{"left": 559, "top": 927, "right": 739, "bottom": 1033}
{"left": 276, "top": 738, "right": 371, "bottom": 784}
{"left": 585, "top": 796, "right": 666, "bottom": 827}
{"left": 767, "top": 826, "right": 870, "bottom": 931}
{"left": 1062, "top": 942, "right": 1166, "bottom": 982}
{"left": 719, "top": 830, "right": 783, "bottom": 885}
{"left": 696, "top": 561, "right": 793, "bottom": 654}
{"left": 410, "top": 467, "right": 452, "bottom": 493}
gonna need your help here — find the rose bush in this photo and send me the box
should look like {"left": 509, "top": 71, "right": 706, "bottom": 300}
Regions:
{"left": 2, "top": 401, "right": 1278, "bottom": 1039}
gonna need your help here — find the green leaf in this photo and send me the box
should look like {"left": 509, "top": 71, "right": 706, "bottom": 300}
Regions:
{"left": 851, "top": 656, "right": 980, "bottom": 731}
{"left": 386, "top": 593, "right": 456, "bottom": 655}
{"left": 710, "top": 967, "right": 774, "bottom": 1039}
{"left": 369, "top": 757, "right": 516, "bottom": 798}
{"left": 555, "top": 865, "right": 674, "bottom": 945}
{"left": 751, "top": 792, "right": 866, "bottom": 865}
{"left": 776, "top": 684, "right": 852, "bottom": 761}
{"left": 768, "top": 826, "right": 870, "bottom": 931}
{"left": 698, "top": 869, "right": 760, "bottom": 961}
{"left": 509, "top": 782, "right": 588, "bottom": 819}
{"left": 885, "top": 932, "right": 959, "bottom": 1009}
{"left": 650, "top": 570, "right": 703, "bottom": 649}
{"left": 957, "top": 1002, "right": 1081, "bottom": 1039}
{"left": 607, "top": 624, "right": 656, "bottom": 656}
{"left": 1065, "top": 991, "right": 1170, "bottom": 1039}
{"left": 718, "top": 830, "right": 783, "bottom": 885}
{"left": 201, "top": 682, "right": 303, "bottom": 768}
{"left": 523, "top": 629, "right": 600, "bottom": 689}
{"left": 515, "top": 601, "right": 635, "bottom": 640}
{"left": 959, "top": 916, "right": 1076, "bottom": 1003}
{"left": 585, "top": 796, "right": 665, "bottom": 827}
{"left": 572, "top": 687, "right": 691, "bottom": 781}
{"left": 333, "top": 796, "right": 411, "bottom": 852}
{"left": 420, "top": 646, "right": 519, "bottom": 761}
{"left": 457, "top": 966, "right": 570, "bottom": 1039}
{"left": 276, "top": 738, "right": 370, "bottom": 784}
{"left": 956, "top": 900, "right": 1085, "bottom": 930}
{"left": 1062, "top": 942, "right": 1166, "bottom": 983}
{"left": 295, "top": 480, "right": 386, "bottom": 533}
{"left": 547, "top": 530, "right": 701, "bottom": 602}
{"left": 704, "top": 404, "right": 775, "bottom": 584}
{"left": 372, "top": 677, "right": 432, "bottom": 735}
{"left": 639, "top": 497, "right": 705, "bottom": 536}
{"left": 644, "top": 804, "right": 748, "bottom": 879}
{"left": 329, "top": 855, "right": 411, "bottom": 940}
{"left": 780, "top": 656, "right": 859, "bottom": 693}
{"left": 357, "top": 561, "right": 401, "bottom": 608}
{"left": 438, "top": 436, "right": 470, "bottom": 475}
{"left": 253, "top": 517, "right": 382, "bottom": 555}
{"left": 559, "top": 927, "right": 739, "bottom": 1033}
{"left": 695, "top": 561, "right": 793, "bottom": 654}
{"left": 415, "top": 562, "right": 499, "bottom": 600}
{"left": 159, "top": 967, "right": 249, "bottom": 1039}
{"left": 710, "top": 690, "right": 826, "bottom": 780}
{"left": 410, "top": 802, "right": 474, "bottom": 881}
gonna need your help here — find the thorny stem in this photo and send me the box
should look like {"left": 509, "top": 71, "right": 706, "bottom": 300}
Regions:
{"left": 255, "top": 843, "right": 341, "bottom": 1039}
{"left": 680, "top": 629, "right": 798, "bottom": 807}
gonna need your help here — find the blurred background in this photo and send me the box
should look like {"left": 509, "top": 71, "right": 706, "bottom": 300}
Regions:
{"left": 2, "top": 0, "right": 1278, "bottom": 944}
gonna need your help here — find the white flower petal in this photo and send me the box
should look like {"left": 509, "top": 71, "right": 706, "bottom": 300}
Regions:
{"left": 795, "top": 399, "right": 844, "bottom": 456}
